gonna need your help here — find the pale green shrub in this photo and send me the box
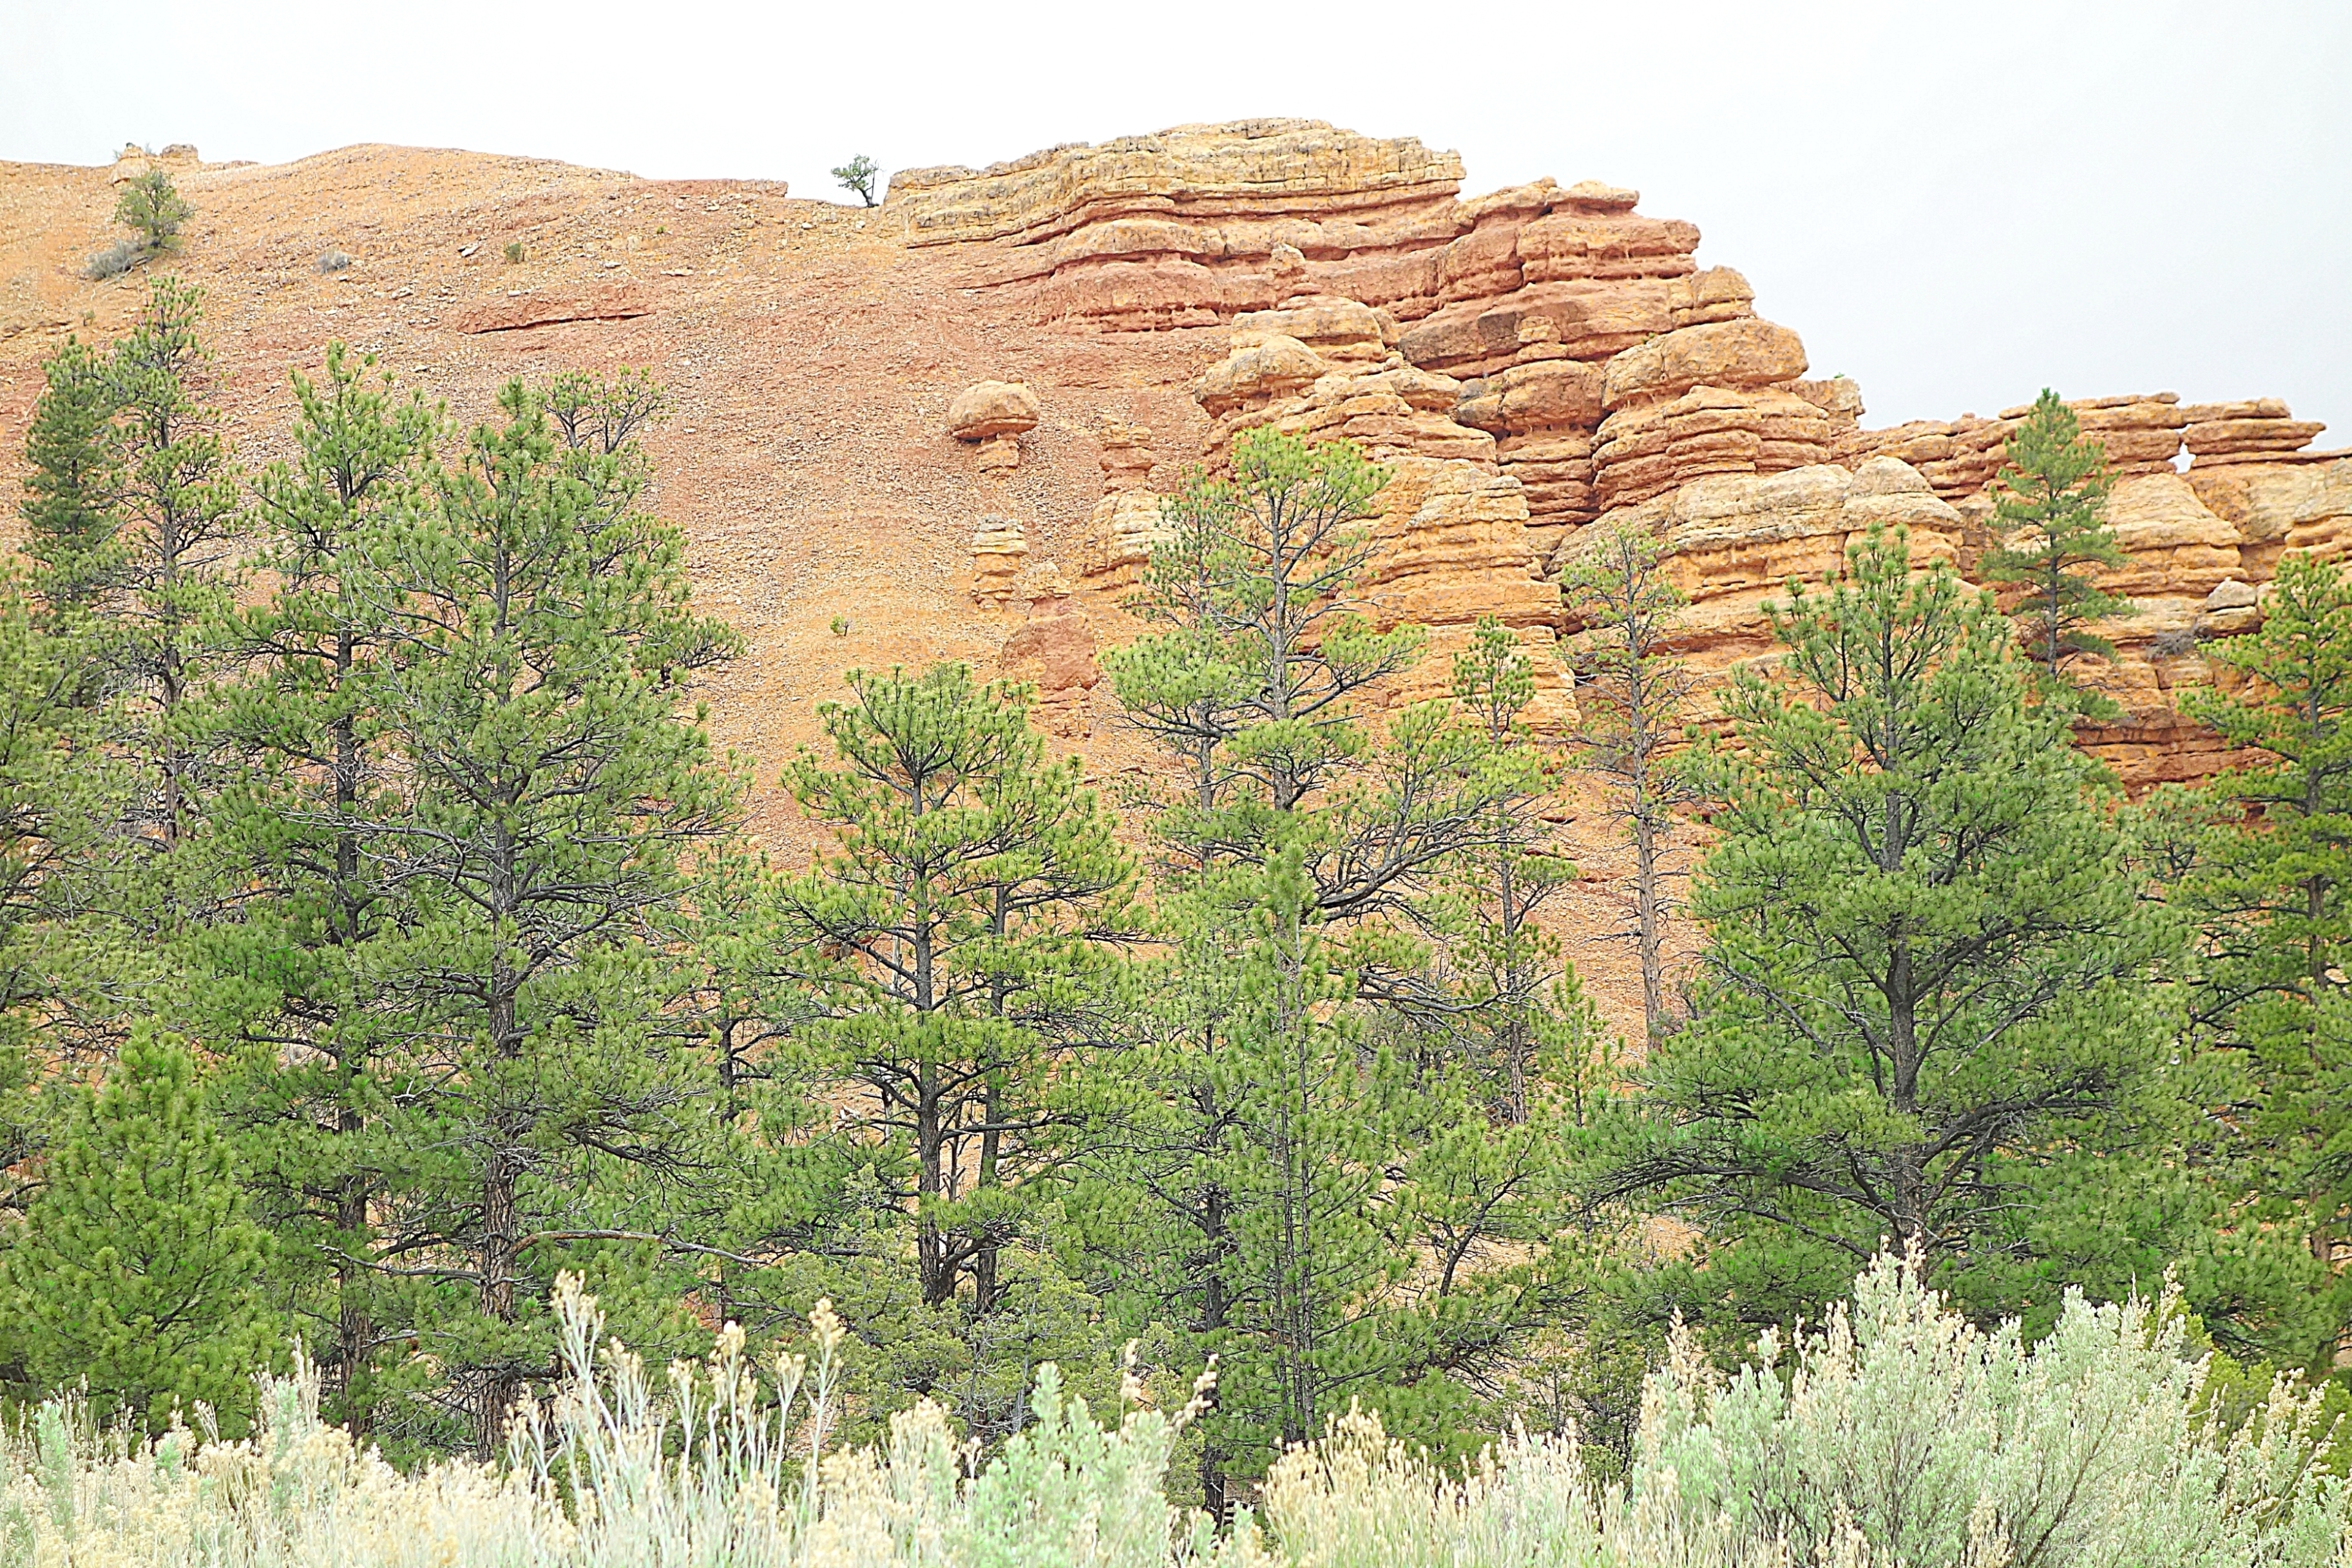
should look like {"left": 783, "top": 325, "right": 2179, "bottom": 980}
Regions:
{"left": 1229, "top": 1252, "right": 2352, "bottom": 1568}
{"left": 0, "top": 1274, "right": 1210, "bottom": 1568}
{"left": 3, "top": 1255, "right": 2345, "bottom": 1568}
{"left": 1632, "top": 1252, "right": 2352, "bottom": 1568}
{"left": 84, "top": 240, "right": 142, "bottom": 280}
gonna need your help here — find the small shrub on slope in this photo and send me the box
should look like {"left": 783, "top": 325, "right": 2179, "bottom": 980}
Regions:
{"left": 113, "top": 169, "right": 192, "bottom": 251}
{"left": 82, "top": 239, "right": 141, "bottom": 279}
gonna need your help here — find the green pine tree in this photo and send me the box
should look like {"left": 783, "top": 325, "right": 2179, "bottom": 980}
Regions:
{"left": 778, "top": 662, "right": 1133, "bottom": 1442}
{"left": 19, "top": 275, "right": 242, "bottom": 850}
{"left": 17, "top": 336, "right": 125, "bottom": 638}
{"left": 197, "top": 343, "right": 445, "bottom": 1429}
{"left": 650, "top": 837, "right": 876, "bottom": 1346}
{"left": 1440, "top": 617, "right": 1594, "bottom": 1123}
{"left": 0, "top": 577, "right": 110, "bottom": 1204}
{"left": 1091, "top": 430, "right": 1572, "bottom": 1503}
{"left": 1980, "top": 389, "right": 2127, "bottom": 698}
{"left": 114, "top": 169, "right": 193, "bottom": 253}
{"left": 349, "top": 372, "right": 743, "bottom": 1454}
{"left": 832, "top": 155, "right": 882, "bottom": 207}
{"left": 1603, "top": 527, "right": 2189, "bottom": 1333}
{"left": 2174, "top": 551, "right": 2352, "bottom": 1366}
{"left": 0, "top": 1029, "right": 274, "bottom": 1432}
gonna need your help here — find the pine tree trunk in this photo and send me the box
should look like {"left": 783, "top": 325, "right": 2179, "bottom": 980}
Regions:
{"left": 972, "top": 1071, "right": 1004, "bottom": 1317}
{"left": 334, "top": 1106, "right": 372, "bottom": 1434}
{"left": 917, "top": 1056, "right": 956, "bottom": 1307}
{"left": 1633, "top": 798, "right": 1665, "bottom": 1051}
{"left": 475, "top": 931, "right": 524, "bottom": 1458}
{"left": 476, "top": 1144, "right": 521, "bottom": 1458}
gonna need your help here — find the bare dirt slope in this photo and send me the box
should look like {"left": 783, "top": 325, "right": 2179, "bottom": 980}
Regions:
{"left": 0, "top": 142, "right": 1219, "bottom": 812}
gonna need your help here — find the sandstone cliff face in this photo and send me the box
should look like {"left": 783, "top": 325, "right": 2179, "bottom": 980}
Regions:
{"left": 0, "top": 123, "right": 2337, "bottom": 1036}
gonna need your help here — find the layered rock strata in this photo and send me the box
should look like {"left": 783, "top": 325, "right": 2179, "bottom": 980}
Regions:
{"left": 1579, "top": 459, "right": 1968, "bottom": 673}
{"left": 969, "top": 517, "right": 1030, "bottom": 606}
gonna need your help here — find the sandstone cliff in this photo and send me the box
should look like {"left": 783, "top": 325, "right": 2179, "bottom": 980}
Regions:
{"left": 1, "top": 124, "right": 2338, "bottom": 1036}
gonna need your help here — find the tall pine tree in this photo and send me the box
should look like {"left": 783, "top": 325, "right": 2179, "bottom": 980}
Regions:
{"left": 2174, "top": 551, "right": 2352, "bottom": 1364}
{"left": 1603, "top": 528, "right": 2187, "bottom": 1332}
{"left": 1093, "top": 430, "right": 1573, "bottom": 1502}
{"left": 0, "top": 577, "right": 110, "bottom": 1201}
{"left": 778, "top": 662, "right": 1132, "bottom": 1440}
{"left": 354, "top": 373, "right": 741, "bottom": 1453}
{"left": 200, "top": 343, "right": 444, "bottom": 1429}
{"left": 1560, "top": 519, "right": 1697, "bottom": 1049}
{"left": 23, "top": 276, "right": 242, "bottom": 850}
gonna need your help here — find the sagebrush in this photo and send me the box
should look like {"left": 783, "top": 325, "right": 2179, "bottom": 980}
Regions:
{"left": 8, "top": 1256, "right": 2345, "bottom": 1568}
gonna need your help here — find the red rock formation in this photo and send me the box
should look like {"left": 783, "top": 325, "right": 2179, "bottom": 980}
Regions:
{"left": 1000, "top": 567, "right": 1100, "bottom": 738}
{"left": 968, "top": 518, "right": 1029, "bottom": 606}
{"left": 2182, "top": 399, "right": 2340, "bottom": 468}
{"left": 5, "top": 120, "right": 2344, "bottom": 1025}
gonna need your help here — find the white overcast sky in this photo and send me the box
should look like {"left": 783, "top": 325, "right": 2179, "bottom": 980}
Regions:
{"left": 4, "top": 0, "right": 2346, "bottom": 435}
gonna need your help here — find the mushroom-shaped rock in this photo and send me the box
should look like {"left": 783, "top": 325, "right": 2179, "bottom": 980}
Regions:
{"left": 1194, "top": 335, "right": 1327, "bottom": 417}
{"left": 948, "top": 381, "right": 1042, "bottom": 442}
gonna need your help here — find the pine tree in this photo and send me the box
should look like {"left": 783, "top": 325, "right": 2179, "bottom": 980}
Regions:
{"left": 114, "top": 169, "right": 193, "bottom": 253}
{"left": 2175, "top": 551, "right": 2352, "bottom": 1365}
{"left": 651, "top": 838, "right": 868, "bottom": 1340}
{"left": 1980, "top": 389, "right": 2126, "bottom": 694}
{"left": 353, "top": 373, "right": 742, "bottom": 1453}
{"left": 1603, "top": 528, "right": 2185, "bottom": 1331}
{"left": 0, "top": 577, "right": 110, "bottom": 1203}
{"left": 832, "top": 155, "right": 882, "bottom": 207}
{"left": 17, "top": 336, "right": 124, "bottom": 637}
{"left": 1092, "top": 430, "right": 1563, "bottom": 1502}
{"left": 1560, "top": 519, "right": 1697, "bottom": 1049}
{"left": 19, "top": 276, "right": 241, "bottom": 849}
{"left": 198, "top": 343, "right": 444, "bottom": 1428}
{"left": 778, "top": 662, "right": 1133, "bottom": 1440}
{"left": 0, "top": 1029, "right": 274, "bottom": 1431}
{"left": 1440, "top": 617, "right": 1601, "bottom": 1123}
